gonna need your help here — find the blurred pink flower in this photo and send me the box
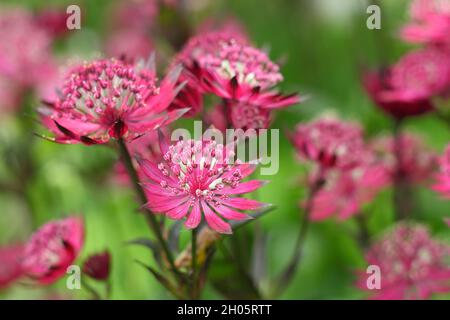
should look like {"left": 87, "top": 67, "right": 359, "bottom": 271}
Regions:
{"left": 358, "top": 223, "right": 450, "bottom": 299}
{"left": 433, "top": 144, "right": 450, "bottom": 198}
{"left": 371, "top": 134, "right": 438, "bottom": 184}
{"left": 105, "top": 30, "right": 154, "bottom": 63}
{"left": 310, "top": 163, "right": 389, "bottom": 221}
{"left": 40, "top": 57, "right": 187, "bottom": 144}
{"left": 34, "top": 8, "right": 69, "bottom": 39}
{"left": 363, "top": 47, "right": 450, "bottom": 119}
{"left": 140, "top": 135, "right": 269, "bottom": 234}
{"left": 291, "top": 117, "right": 367, "bottom": 171}
{"left": 112, "top": 0, "right": 158, "bottom": 32}
{"left": 401, "top": 0, "right": 450, "bottom": 47}
{"left": 22, "top": 217, "right": 84, "bottom": 285}
{"left": 0, "top": 245, "right": 24, "bottom": 289}
{"left": 0, "top": 7, "right": 54, "bottom": 88}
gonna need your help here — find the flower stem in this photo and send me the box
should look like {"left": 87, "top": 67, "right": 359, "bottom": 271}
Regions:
{"left": 271, "top": 173, "right": 323, "bottom": 297}
{"left": 392, "top": 119, "right": 411, "bottom": 220}
{"left": 117, "top": 138, "right": 184, "bottom": 284}
{"left": 191, "top": 228, "right": 198, "bottom": 299}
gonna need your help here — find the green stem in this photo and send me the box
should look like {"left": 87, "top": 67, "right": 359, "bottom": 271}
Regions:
{"left": 271, "top": 173, "right": 324, "bottom": 298}
{"left": 117, "top": 138, "right": 184, "bottom": 284}
{"left": 191, "top": 228, "right": 198, "bottom": 299}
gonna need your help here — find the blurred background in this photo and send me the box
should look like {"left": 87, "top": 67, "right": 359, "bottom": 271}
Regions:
{"left": 0, "top": 0, "right": 449, "bottom": 299}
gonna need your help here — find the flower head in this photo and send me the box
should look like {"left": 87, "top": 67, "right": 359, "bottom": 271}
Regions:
{"left": 358, "top": 223, "right": 450, "bottom": 299}
{"left": 371, "top": 134, "right": 438, "bottom": 184}
{"left": 363, "top": 48, "right": 450, "bottom": 119}
{"left": 309, "top": 162, "right": 389, "bottom": 221}
{"left": 400, "top": 0, "right": 450, "bottom": 47}
{"left": 433, "top": 144, "right": 450, "bottom": 198}
{"left": 291, "top": 117, "right": 367, "bottom": 171}
{"left": 40, "top": 57, "right": 186, "bottom": 144}
{"left": 140, "top": 134, "right": 269, "bottom": 234}
{"left": 83, "top": 251, "right": 111, "bottom": 281}
{"left": 22, "top": 217, "right": 84, "bottom": 285}
{"left": 105, "top": 30, "right": 154, "bottom": 63}
{"left": 0, "top": 245, "right": 24, "bottom": 289}
{"left": 0, "top": 7, "right": 53, "bottom": 87}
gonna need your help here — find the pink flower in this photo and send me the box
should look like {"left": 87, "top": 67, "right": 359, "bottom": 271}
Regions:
{"left": 400, "top": 0, "right": 450, "bottom": 47}
{"left": 358, "top": 223, "right": 450, "bottom": 299}
{"left": 34, "top": 8, "right": 69, "bottom": 39}
{"left": 290, "top": 117, "right": 367, "bottom": 171}
{"left": 22, "top": 217, "right": 84, "bottom": 285}
{"left": 310, "top": 163, "right": 389, "bottom": 221}
{"left": 40, "top": 57, "right": 187, "bottom": 144}
{"left": 363, "top": 48, "right": 450, "bottom": 119}
{"left": 112, "top": 0, "right": 158, "bottom": 32}
{"left": 371, "top": 134, "right": 438, "bottom": 184}
{"left": 433, "top": 144, "right": 450, "bottom": 198}
{"left": 0, "top": 7, "right": 54, "bottom": 88}
{"left": 105, "top": 30, "right": 154, "bottom": 63}
{"left": 174, "top": 29, "right": 300, "bottom": 128}
{"left": 0, "top": 245, "right": 24, "bottom": 289}
{"left": 140, "top": 135, "right": 269, "bottom": 234}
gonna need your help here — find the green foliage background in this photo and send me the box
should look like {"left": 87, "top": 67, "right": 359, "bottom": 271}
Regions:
{"left": 0, "top": 0, "right": 449, "bottom": 299}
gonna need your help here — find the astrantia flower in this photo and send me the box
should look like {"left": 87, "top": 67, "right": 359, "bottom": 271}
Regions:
{"left": 291, "top": 117, "right": 366, "bottom": 171}
{"left": 433, "top": 144, "right": 450, "bottom": 198}
{"left": 173, "top": 29, "right": 300, "bottom": 127}
{"left": 197, "top": 41, "right": 300, "bottom": 127}
{"left": 400, "top": 0, "right": 450, "bottom": 47}
{"left": 371, "top": 134, "right": 437, "bottom": 184}
{"left": 309, "top": 163, "right": 389, "bottom": 221}
{"left": 105, "top": 30, "right": 154, "bottom": 63}
{"left": 363, "top": 48, "right": 450, "bottom": 118}
{"left": 0, "top": 245, "right": 24, "bottom": 289}
{"left": 83, "top": 251, "right": 111, "bottom": 281}
{"left": 140, "top": 136, "right": 269, "bottom": 234}
{"left": 40, "top": 57, "right": 187, "bottom": 144}
{"left": 22, "top": 217, "right": 84, "bottom": 285}
{"left": 358, "top": 223, "right": 450, "bottom": 299}
{"left": 0, "top": 7, "right": 53, "bottom": 87}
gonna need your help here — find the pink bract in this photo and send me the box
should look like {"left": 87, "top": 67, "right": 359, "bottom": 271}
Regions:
{"left": 40, "top": 57, "right": 187, "bottom": 144}
{"left": 140, "top": 134, "right": 269, "bottom": 234}
{"left": 22, "top": 217, "right": 84, "bottom": 285}
{"left": 358, "top": 223, "right": 450, "bottom": 300}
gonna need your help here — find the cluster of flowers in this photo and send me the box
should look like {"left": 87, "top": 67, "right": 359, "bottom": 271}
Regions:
{"left": 0, "top": 0, "right": 448, "bottom": 300}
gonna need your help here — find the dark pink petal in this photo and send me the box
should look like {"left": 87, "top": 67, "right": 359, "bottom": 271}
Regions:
{"left": 185, "top": 200, "right": 201, "bottom": 229}
{"left": 218, "top": 180, "right": 268, "bottom": 195}
{"left": 221, "top": 198, "right": 268, "bottom": 211}
{"left": 214, "top": 205, "right": 251, "bottom": 221}
{"left": 165, "top": 202, "right": 190, "bottom": 220}
{"left": 201, "top": 201, "right": 232, "bottom": 234}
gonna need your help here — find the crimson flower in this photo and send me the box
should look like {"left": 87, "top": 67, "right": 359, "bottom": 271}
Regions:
{"left": 363, "top": 48, "right": 450, "bottom": 119}
{"left": 22, "top": 217, "right": 84, "bottom": 285}
{"left": 40, "top": 57, "right": 187, "bottom": 144}
{"left": 358, "top": 223, "right": 450, "bottom": 300}
{"left": 291, "top": 117, "right": 367, "bottom": 171}
{"left": 140, "top": 134, "right": 269, "bottom": 234}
